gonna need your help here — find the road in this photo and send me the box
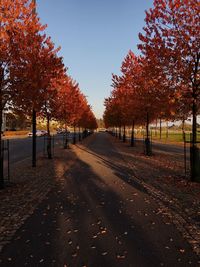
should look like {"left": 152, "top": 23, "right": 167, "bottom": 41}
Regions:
{"left": 3, "top": 133, "right": 77, "bottom": 165}
{"left": 2, "top": 133, "right": 78, "bottom": 180}
{"left": 152, "top": 141, "right": 190, "bottom": 160}
{"left": 0, "top": 133, "right": 198, "bottom": 266}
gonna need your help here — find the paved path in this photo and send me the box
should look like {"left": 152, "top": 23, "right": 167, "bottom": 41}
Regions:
{"left": 0, "top": 133, "right": 199, "bottom": 266}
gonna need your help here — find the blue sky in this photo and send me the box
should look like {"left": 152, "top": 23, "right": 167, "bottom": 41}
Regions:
{"left": 37, "top": 0, "right": 154, "bottom": 118}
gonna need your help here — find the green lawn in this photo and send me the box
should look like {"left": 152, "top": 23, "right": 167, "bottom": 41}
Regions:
{"left": 151, "top": 131, "right": 200, "bottom": 143}
{"left": 131, "top": 130, "right": 200, "bottom": 143}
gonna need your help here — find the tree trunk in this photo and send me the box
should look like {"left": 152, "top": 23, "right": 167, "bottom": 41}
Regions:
{"left": 0, "top": 108, "right": 4, "bottom": 189}
{"left": 192, "top": 101, "right": 197, "bottom": 144}
{"left": 46, "top": 115, "right": 52, "bottom": 159}
{"left": 123, "top": 125, "right": 126, "bottom": 142}
{"left": 182, "top": 119, "right": 185, "bottom": 141}
{"left": 146, "top": 112, "right": 149, "bottom": 140}
{"left": 64, "top": 123, "right": 68, "bottom": 149}
{"left": 79, "top": 126, "right": 81, "bottom": 141}
{"left": 119, "top": 126, "right": 122, "bottom": 140}
{"left": 155, "top": 118, "right": 158, "bottom": 137}
{"left": 131, "top": 120, "right": 135, "bottom": 147}
{"left": 166, "top": 120, "right": 169, "bottom": 139}
{"left": 159, "top": 118, "right": 162, "bottom": 139}
{"left": 145, "top": 111, "right": 151, "bottom": 156}
{"left": 73, "top": 125, "right": 76, "bottom": 144}
{"left": 191, "top": 98, "right": 199, "bottom": 182}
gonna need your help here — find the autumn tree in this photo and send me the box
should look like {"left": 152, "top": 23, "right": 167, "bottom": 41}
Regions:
{"left": 117, "top": 51, "right": 143, "bottom": 146}
{"left": 37, "top": 41, "right": 65, "bottom": 158}
{"left": 105, "top": 48, "right": 175, "bottom": 155}
{"left": 138, "top": 0, "right": 200, "bottom": 180}
{"left": 79, "top": 105, "right": 97, "bottom": 134}
{"left": 0, "top": 0, "right": 46, "bottom": 187}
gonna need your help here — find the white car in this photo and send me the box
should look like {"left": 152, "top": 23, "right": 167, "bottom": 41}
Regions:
{"left": 28, "top": 130, "right": 47, "bottom": 137}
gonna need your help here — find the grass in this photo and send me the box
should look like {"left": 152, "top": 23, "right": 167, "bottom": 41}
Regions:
{"left": 4, "top": 130, "right": 29, "bottom": 136}
{"left": 125, "top": 129, "right": 200, "bottom": 144}
{"left": 151, "top": 131, "right": 200, "bottom": 143}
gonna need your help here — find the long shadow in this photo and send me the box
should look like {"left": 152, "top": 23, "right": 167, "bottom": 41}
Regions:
{"left": 0, "top": 152, "right": 158, "bottom": 267}
{"left": 75, "top": 134, "right": 193, "bottom": 222}
{"left": 75, "top": 140, "right": 182, "bottom": 195}
{"left": 0, "top": 141, "right": 198, "bottom": 267}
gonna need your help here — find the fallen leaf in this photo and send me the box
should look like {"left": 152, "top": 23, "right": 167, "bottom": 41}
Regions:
{"left": 71, "top": 252, "right": 77, "bottom": 258}
{"left": 116, "top": 254, "right": 125, "bottom": 259}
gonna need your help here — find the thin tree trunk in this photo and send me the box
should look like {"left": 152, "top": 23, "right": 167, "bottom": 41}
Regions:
{"left": 155, "top": 118, "right": 158, "bottom": 137}
{"left": 166, "top": 120, "right": 169, "bottom": 139}
{"left": 145, "top": 111, "right": 151, "bottom": 156}
{"left": 119, "top": 126, "right": 122, "bottom": 140}
{"left": 73, "top": 125, "right": 76, "bottom": 144}
{"left": 182, "top": 119, "right": 185, "bottom": 141}
{"left": 146, "top": 112, "right": 149, "bottom": 140}
{"left": 159, "top": 118, "right": 162, "bottom": 139}
{"left": 192, "top": 101, "right": 197, "bottom": 144}
{"left": 79, "top": 126, "right": 81, "bottom": 141}
{"left": 131, "top": 120, "right": 135, "bottom": 147}
{"left": 123, "top": 125, "right": 126, "bottom": 142}
{"left": 64, "top": 123, "right": 68, "bottom": 149}
{"left": 46, "top": 114, "right": 52, "bottom": 159}
{"left": 0, "top": 108, "right": 4, "bottom": 189}
{"left": 191, "top": 98, "right": 198, "bottom": 182}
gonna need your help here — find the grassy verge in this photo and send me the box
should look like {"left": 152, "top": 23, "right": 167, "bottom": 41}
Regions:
{"left": 4, "top": 130, "right": 29, "bottom": 137}
{"left": 151, "top": 131, "right": 200, "bottom": 143}
{"left": 125, "top": 130, "right": 200, "bottom": 144}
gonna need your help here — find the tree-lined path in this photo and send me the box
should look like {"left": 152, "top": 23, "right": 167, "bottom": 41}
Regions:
{"left": 0, "top": 133, "right": 198, "bottom": 267}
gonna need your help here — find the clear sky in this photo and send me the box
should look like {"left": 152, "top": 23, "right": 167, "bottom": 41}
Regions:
{"left": 36, "top": 0, "right": 154, "bottom": 119}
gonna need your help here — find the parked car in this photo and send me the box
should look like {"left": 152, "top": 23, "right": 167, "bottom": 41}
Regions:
{"left": 41, "top": 130, "right": 48, "bottom": 136}
{"left": 56, "top": 129, "right": 64, "bottom": 134}
{"left": 56, "top": 129, "right": 70, "bottom": 134}
{"left": 98, "top": 128, "right": 106, "bottom": 132}
{"left": 28, "top": 130, "right": 47, "bottom": 137}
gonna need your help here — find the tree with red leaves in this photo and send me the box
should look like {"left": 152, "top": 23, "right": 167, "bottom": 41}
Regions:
{"left": 0, "top": 0, "right": 47, "bottom": 187}
{"left": 138, "top": 0, "right": 200, "bottom": 180}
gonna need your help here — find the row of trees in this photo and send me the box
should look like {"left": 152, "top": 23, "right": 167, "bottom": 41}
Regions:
{"left": 104, "top": 0, "right": 199, "bottom": 181}
{"left": 0, "top": 0, "right": 97, "bottom": 188}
